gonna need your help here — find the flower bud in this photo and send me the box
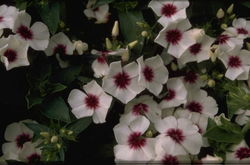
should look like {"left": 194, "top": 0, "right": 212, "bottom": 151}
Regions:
{"left": 57, "top": 143, "right": 62, "bottom": 149}
{"left": 192, "top": 28, "right": 205, "bottom": 41}
{"left": 136, "top": 22, "right": 144, "bottom": 28}
{"left": 146, "top": 130, "right": 153, "bottom": 138}
{"left": 209, "top": 45, "right": 220, "bottom": 62}
{"left": 229, "top": 14, "right": 235, "bottom": 19}
{"left": 141, "top": 31, "right": 148, "bottom": 37}
{"left": 74, "top": 40, "right": 88, "bottom": 55}
{"left": 171, "top": 62, "right": 178, "bottom": 71}
{"left": 216, "top": 74, "right": 224, "bottom": 79}
{"left": 220, "top": 23, "right": 227, "bottom": 30}
{"left": 246, "top": 42, "right": 250, "bottom": 51}
{"left": 121, "top": 49, "right": 129, "bottom": 62}
{"left": 243, "top": 94, "right": 250, "bottom": 102}
{"left": 128, "top": 40, "right": 138, "bottom": 49}
{"left": 50, "top": 135, "right": 59, "bottom": 143}
{"left": 112, "top": 21, "right": 119, "bottom": 37}
{"left": 59, "top": 21, "right": 65, "bottom": 29}
{"left": 200, "top": 75, "right": 208, "bottom": 81}
{"left": 105, "top": 38, "right": 112, "bottom": 50}
{"left": 67, "top": 130, "right": 73, "bottom": 135}
{"left": 214, "top": 113, "right": 230, "bottom": 126}
{"left": 216, "top": 8, "right": 224, "bottom": 19}
{"left": 60, "top": 128, "right": 66, "bottom": 134}
{"left": 227, "top": 4, "right": 234, "bottom": 14}
{"left": 208, "top": 79, "right": 215, "bottom": 87}
{"left": 40, "top": 132, "right": 50, "bottom": 138}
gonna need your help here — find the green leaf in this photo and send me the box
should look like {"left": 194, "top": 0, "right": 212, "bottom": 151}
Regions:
{"left": 23, "top": 122, "right": 50, "bottom": 142}
{"left": 51, "top": 65, "right": 83, "bottom": 86}
{"left": 206, "top": 117, "right": 217, "bottom": 130}
{"left": 65, "top": 117, "right": 92, "bottom": 137}
{"left": 203, "top": 126, "right": 244, "bottom": 143}
{"left": 118, "top": 10, "right": 144, "bottom": 54}
{"left": 92, "top": 0, "right": 115, "bottom": 9}
{"left": 15, "top": 1, "right": 27, "bottom": 11}
{"left": 220, "top": 116, "right": 241, "bottom": 134}
{"left": 59, "top": 148, "right": 65, "bottom": 161}
{"left": 77, "top": 76, "right": 93, "bottom": 85}
{"left": 239, "top": 2, "right": 250, "bottom": 8}
{"left": 25, "top": 89, "right": 44, "bottom": 109}
{"left": 36, "top": 95, "right": 71, "bottom": 123}
{"left": 35, "top": 2, "right": 60, "bottom": 35}
{"left": 46, "top": 83, "right": 67, "bottom": 95}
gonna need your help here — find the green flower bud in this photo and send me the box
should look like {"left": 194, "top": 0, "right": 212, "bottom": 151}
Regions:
{"left": 216, "top": 8, "right": 224, "bottom": 19}
{"left": 141, "top": 31, "right": 148, "bottom": 37}
{"left": 171, "top": 62, "right": 178, "bottom": 71}
{"left": 146, "top": 130, "right": 153, "bottom": 138}
{"left": 67, "top": 130, "right": 73, "bottom": 135}
{"left": 50, "top": 135, "right": 59, "bottom": 143}
{"left": 200, "top": 75, "right": 208, "bottom": 81}
{"left": 208, "top": 79, "right": 215, "bottom": 87}
{"left": 40, "top": 132, "right": 50, "bottom": 138}
{"left": 105, "top": 38, "right": 112, "bottom": 50}
{"left": 243, "top": 94, "right": 250, "bottom": 102}
{"left": 227, "top": 4, "right": 234, "bottom": 14}
{"left": 57, "top": 143, "right": 62, "bottom": 149}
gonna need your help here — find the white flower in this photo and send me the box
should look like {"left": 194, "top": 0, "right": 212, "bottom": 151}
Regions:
{"left": 73, "top": 40, "right": 88, "bottom": 55}
{"left": 201, "top": 154, "right": 223, "bottom": 163}
{"left": 68, "top": 80, "right": 113, "bottom": 124}
{"left": 217, "top": 31, "right": 243, "bottom": 52}
{"left": 148, "top": 0, "right": 189, "bottom": 27}
{"left": 225, "top": 140, "right": 250, "bottom": 163}
{"left": 102, "top": 60, "right": 144, "bottom": 104}
{"left": 219, "top": 44, "right": 250, "bottom": 80}
{"left": 0, "top": 35, "right": 29, "bottom": 71}
{"left": 225, "top": 18, "right": 250, "bottom": 39}
{"left": 209, "top": 44, "right": 221, "bottom": 62}
{"left": 154, "top": 116, "right": 203, "bottom": 156}
{"left": 159, "top": 77, "right": 187, "bottom": 109}
{"left": 0, "top": 151, "right": 19, "bottom": 164}
{"left": 0, "top": 4, "right": 18, "bottom": 30}
{"left": 137, "top": 55, "right": 169, "bottom": 96}
{"left": 2, "top": 119, "right": 36, "bottom": 155}
{"left": 235, "top": 109, "right": 250, "bottom": 126}
{"left": 179, "top": 29, "right": 215, "bottom": 64}
{"left": 154, "top": 19, "right": 196, "bottom": 59}
{"left": 12, "top": 10, "right": 49, "bottom": 50}
{"left": 181, "top": 70, "right": 207, "bottom": 90}
{"left": 113, "top": 116, "right": 156, "bottom": 163}
{"left": 18, "top": 141, "right": 42, "bottom": 164}
{"left": 119, "top": 95, "right": 161, "bottom": 124}
{"left": 83, "top": 0, "right": 110, "bottom": 23}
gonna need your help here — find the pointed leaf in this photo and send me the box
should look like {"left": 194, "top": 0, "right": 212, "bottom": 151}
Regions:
{"left": 65, "top": 117, "right": 92, "bottom": 137}
{"left": 23, "top": 122, "right": 50, "bottom": 142}
{"left": 46, "top": 83, "right": 67, "bottom": 94}
{"left": 25, "top": 89, "right": 44, "bottom": 109}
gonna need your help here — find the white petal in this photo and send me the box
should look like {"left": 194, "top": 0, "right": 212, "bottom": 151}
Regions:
{"left": 113, "top": 122, "right": 132, "bottom": 144}
{"left": 83, "top": 80, "right": 103, "bottom": 97}
{"left": 71, "top": 104, "right": 94, "bottom": 119}
{"left": 141, "top": 138, "right": 156, "bottom": 159}
{"left": 225, "top": 67, "right": 244, "bottom": 80}
{"left": 67, "top": 89, "right": 86, "bottom": 109}
{"left": 129, "top": 116, "right": 149, "bottom": 133}
{"left": 92, "top": 106, "right": 108, "bottom": 124}
{"left": 181, "top": 133, "right": 203, "bottom": 155}
{"left": 148, "top": 1, "right": 163, "bottom": 16}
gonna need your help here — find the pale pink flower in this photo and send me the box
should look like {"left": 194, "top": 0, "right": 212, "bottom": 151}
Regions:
{"left": 18, "top": 141, "right": 42, "bottom": 164}
{"left": 154, "top": 116, "right": 203, "bottom": 156}
{"left": 181, "top": 70, "right": 207, "bottom": 90}
{"left": 0, "top": 4, "right": 18, "bottom": 30}
{"left": 137, "top": 55, "right": 169, "bottom": 96}
{"left": 67, "top": 80, "right": 113, "bottom": 124}
{"left": 217, "top": 31, "right": 243, "bottom": 52}
{"left": 225, "top": 140, "right": 250, "bottom": 163}
{"left": 12, "top": 10, "right": 49, "bottom": 51}
{"left": 225, "top": 18, "right": 250, "bottom": 39}
{"left": 102, "top": 60, "right": 144, "bottom": 104}
{"left": 114, "top": 116, "right": 156, "bottom": 163}
{"left": 0, "top": 35, "right": 29, "bottom": 71}
{"left": 148, "top": 0, "right": 189, "bottom": 27}
{"left": 154, "top": 19, "right": 196, "bottom": 59}
{"left": 218, "top": 44, "right": 250, "bottom": 80}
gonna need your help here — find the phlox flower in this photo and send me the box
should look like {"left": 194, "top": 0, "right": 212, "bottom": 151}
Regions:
{"left": 44, "top": 32, "right": 75, "bottom": 68}
{"left": 119, "top": 95, "right": 161, "bottom": 124}
{"left": 154, "top": 18, "right": 196, "bottom": 59}
{"left": 18, "top": 141, "right": 42, "bottom": 164}
{"left": 154, "top": 115, "right": 203, "bottom": 156}
{"left": 0, "top": 151, "right": 19, "bottom": 165}
{"left": 201, "top": 154, "right": 223, "bottom": 164}
{"left": 182, "top": 88, "right": 218, "bottom": 119}
{"left": 83, "top": 0, "right": 110, "bottom": 24}
{"left": 218, "top": 44, "right": 250, "bottom": 80}
{"left": 137, "top": 55, "right": 169, "bottom": 96}
{"left": 181, "top": 70, "right": 207, "bottom": 90}
{"left": 102, "top": 60, "right": 144, "bottom": 104}
{"left": 12, "top": 10, "right": 49, "bottom": 51}
{"left": 113, "top": 116, "right": 156, "bottom": 163}
{"left": 2, "top": 119, "right": 36, "bottom": 155}
{"left": 0, "top": 35, "right": 29, "bottom": 71}
{"left": 159, "top": 77, "right": 187, "bottom": 109}
{"left": 148, "top": 0, "right": 189, "bottom": 27}
{"left": 217, "top": 31, "right": 243, "bottom": 52}
{"left": 225, "top": 140, "right": 250, "bottom": 163}
{"left": 225, "top": 18, "right": 250, "bottom": 39}
{"left": 0, "top": 4, "right": 18, "bottom": 30}
{"left": 179, "top": 28, "right": 215, "bottom": 64}
{"left": 67, "top": 80, "right": 113, "bottom": 124}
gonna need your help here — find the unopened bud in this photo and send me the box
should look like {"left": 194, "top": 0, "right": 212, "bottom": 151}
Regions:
{"left": 216, "top": 8, "right": 224, "bottom": 19}
{"left": 57, "top": 143, "right": 62, "bottom": 149}
{"left": 208, "top": 79, "right": 215, "bottom": 87}
{"left": 74, "top": 40, "right": 88, "bottom": 55}
{"left": 67, "top": 130, "right": 73, "bottom": 135}
{"left": 59, "top": 21, "right": 65, "bottom": 29}
{"left": 106, "top": 38, "right": 112, "bottom": 50}
{"left": 243, "top": 94, "right": 250, "bottom": 102}
{"left": 50, "top": 135, "right": 59, "bottom": 143}
{"left": 192, "top": 28, "right": 205, "bottom": 41}
{"left": 229, "top": 14, "right": 235, "bottom": 19}
{"left": 128, "top": 40, "right": 138, "bottom": 49}
{"left": 60, "top": 128, "right": 66, "bottom": 134}
{"left": 121, "top": 49, "right": 129, "bottom": 62}
{"left": 216, "top": 74, "right": 224, "bottom": 79}
{"left": 141, "top": 31, "right": 148, "bottom": 37}
{"left": 146, "top": 130, "right": 153, "bottom": 138}
{"left": 171, "top": 62, "right": 178, "bottom": 71}
{"left": 200, "top": 75, "right": 208, "bottom": 81}
{"left": 227, "top": 4, "right": 234, "bottom": 14}
{"left": 40, "top": 132, "right": 50, "bottom": 138}
{"left": 44, "top": 140, "right": 50, "bottom": 145}
{"left": 246, "top": 42, "right": 250, "bottom": 51}
{"left": 116, "top": 45, "right": 121, "bottom": 51}
{"left": 220, "top": 23, "right": 227, "bottom": 30}
{"left": 112, "top": 21, "right": 119, "bottom": 37}
{"left": 136, "top": 22, "right": 144, "bottom": 28}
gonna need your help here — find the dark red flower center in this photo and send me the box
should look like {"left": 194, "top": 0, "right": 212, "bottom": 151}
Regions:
{"left": 228, "top": 56, "right": 241, "bottom": 68}
{"left": 186, "top": 101, "right": 203, "bottom": 113}
{"left": 17, "top": 24, "right": 33, "bottom": 40}
{"left": 85, "top": 94, "right": 99, "bottom": 110}
{"left": 237, "top": 28, "right": 248, "bottom": 35}
{"left": 53, "top": 44, "right": 66, "bottom": 55}
{"left": 90, "top": 4, "right": 99, "bottom": 12}
{"left": 189, "top": 43, "right": 202, "bottom": 55}
{"left": 166, "top": 29, "right": 182, "bottom": 45}
{"left": 162, "top": 154, "right": 179, "bottom": 165}
{"left": 132, "top": 103, "right": 148, "bottom": 116}
{"left": 15, "top": 133, "right": 32, "bottom": 148}
{"left": 183, "top": 70, "right": 198, "bottom": 84}
{"left": 4, "top": 49, "right": 17, "bottom": 63}
{"left": 161, "top": 4, "right": 177, "bottom": 17}
{"left": 143, "top": 66, "right": 154, "bottom": 82}
{"left": 27, "top": 153, "right": 41, "bottom": 165}
{"left": 166, "top": 128, "right": 185, "bottom": 143}
{"left": 97, "top": 55, "right": 106, "bottom": 64}
{"left": 113, "top": 71, "right": 131, "bottom": 89}
{"left": 128, "top": 132, "right": 146, "bottom": 150}
{"left": 218, "top": 34, "right": 229, "bottom": 44}
{"left": 235, "top": 147, "right": 250, "bottom": 160}
{"left": 0, "top": 16, "right": 3, "bottom": 22}
{"left": 164, "top": 89, "right": 176, "bottom": 101}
